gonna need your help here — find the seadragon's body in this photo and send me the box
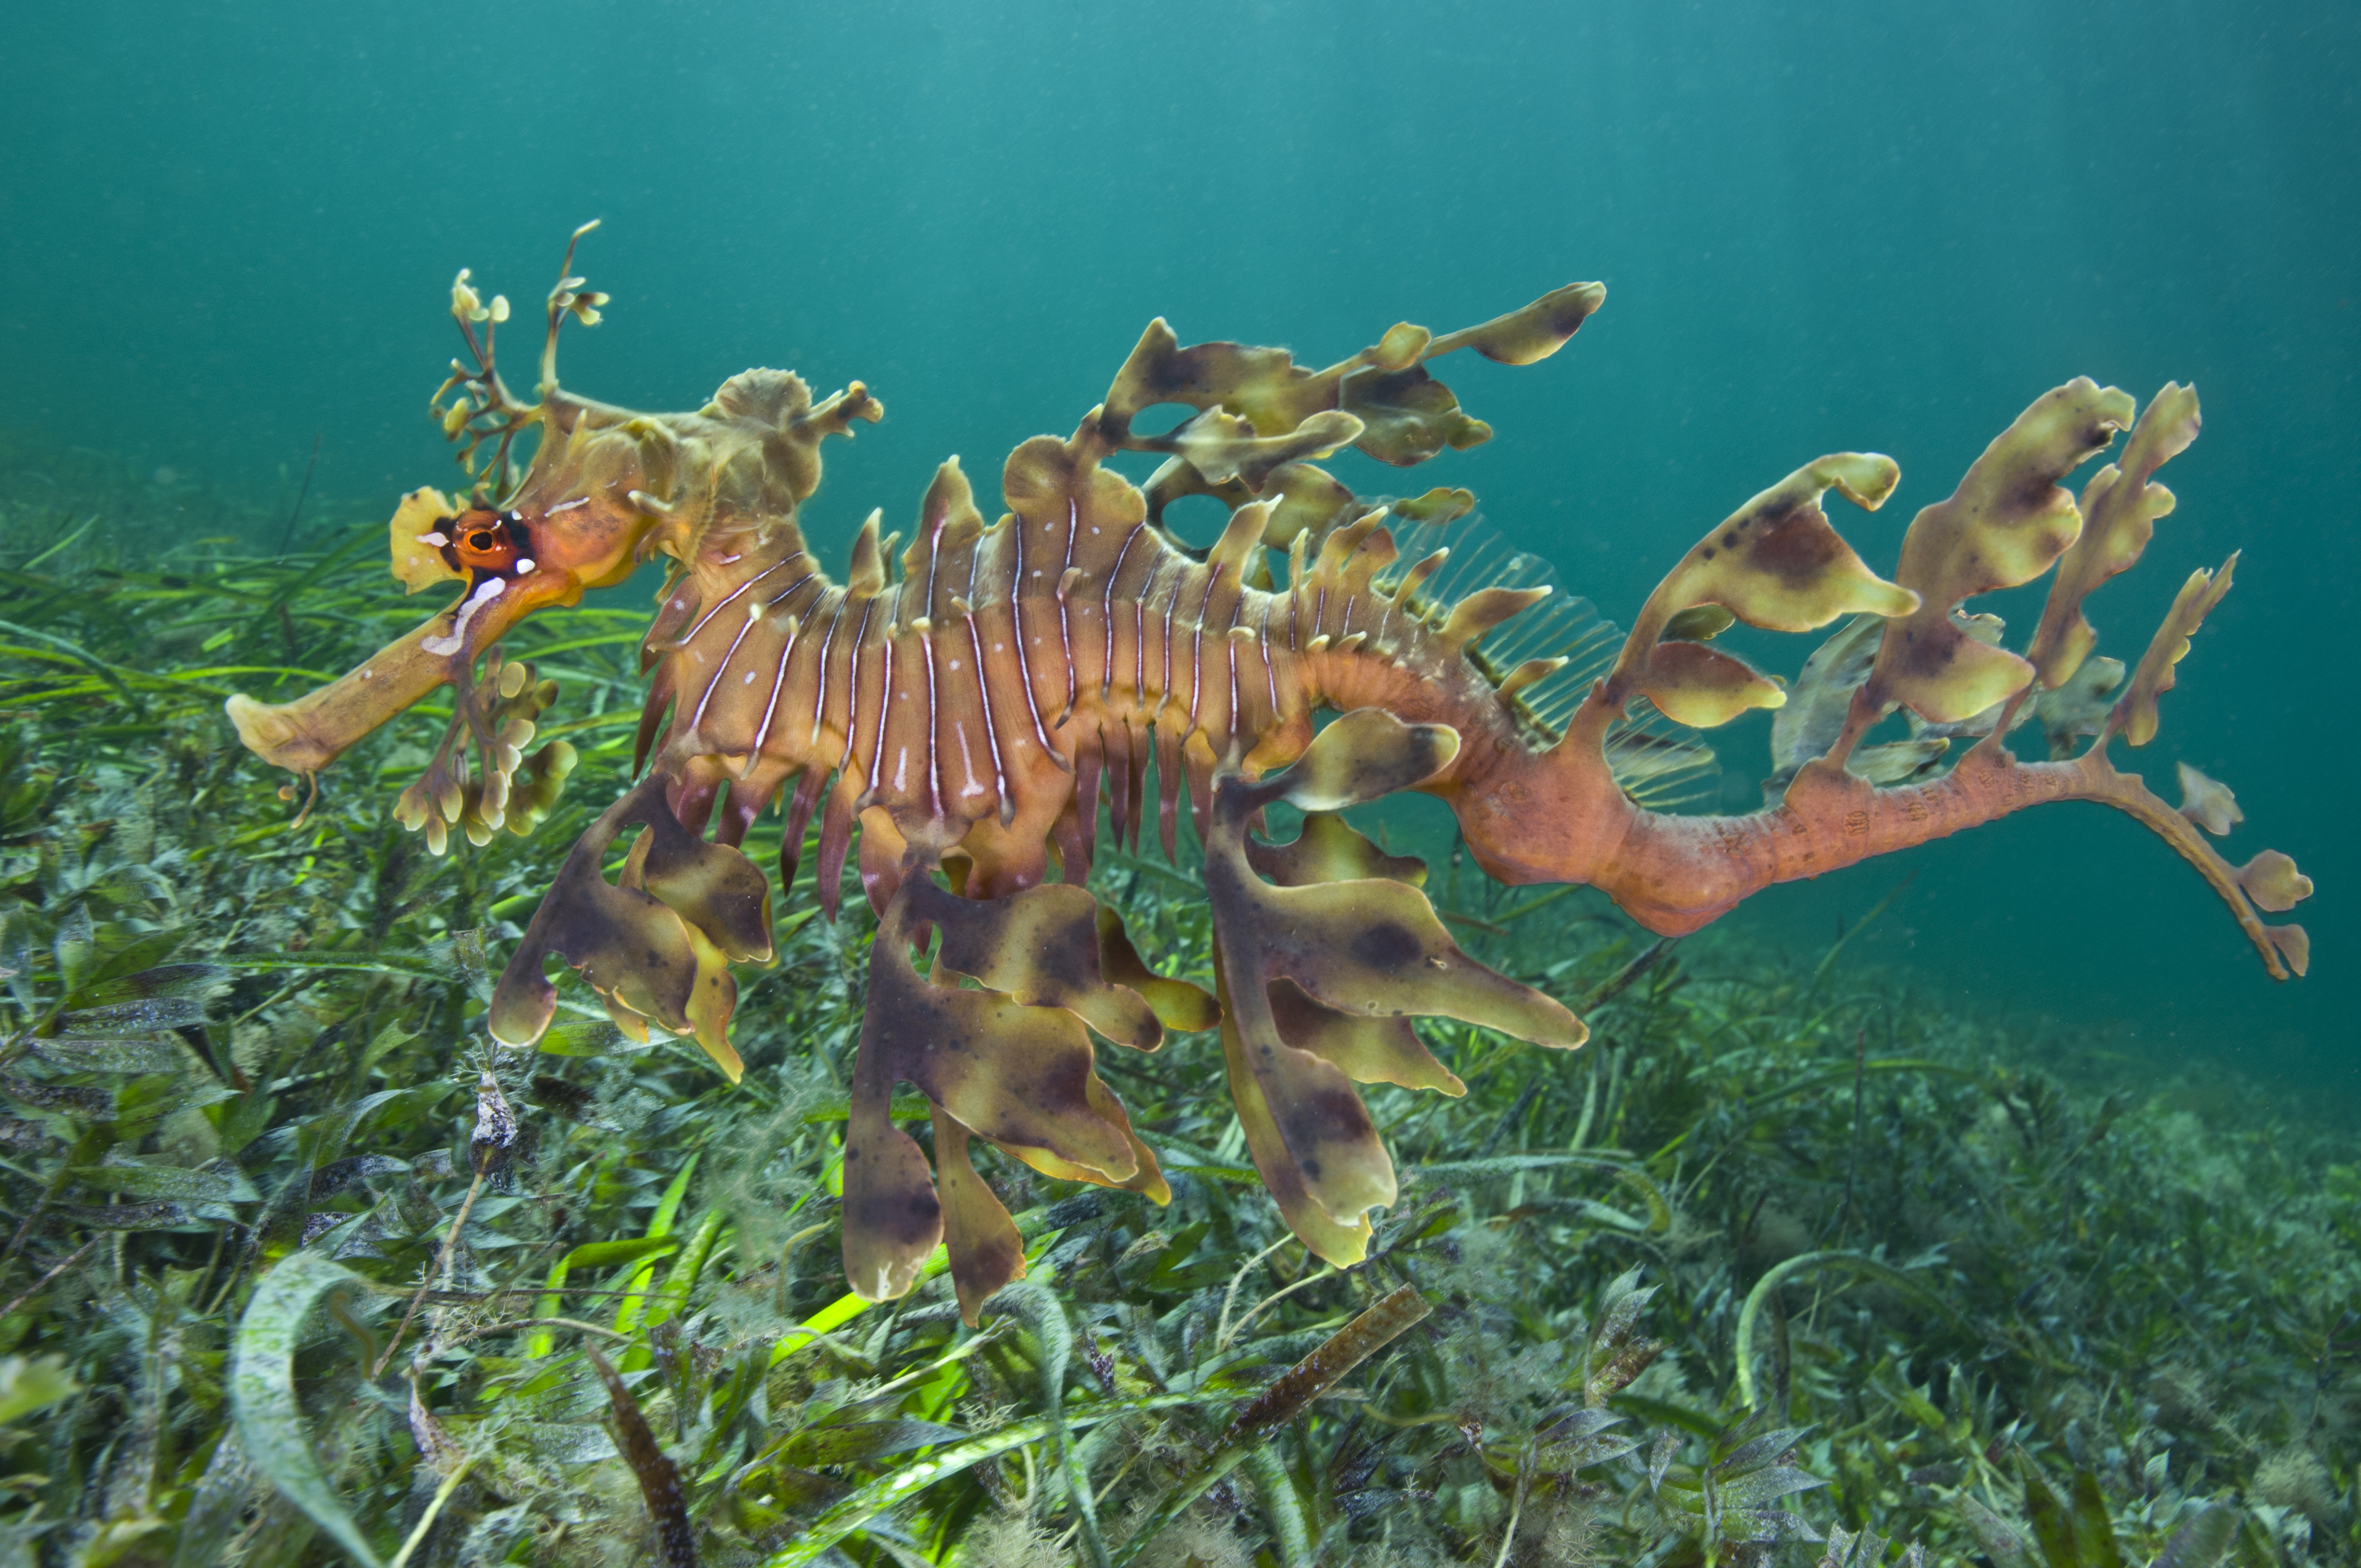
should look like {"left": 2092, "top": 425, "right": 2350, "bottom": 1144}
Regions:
{"left": 228, "top": 231, "right": 2313, "bottom": 1319}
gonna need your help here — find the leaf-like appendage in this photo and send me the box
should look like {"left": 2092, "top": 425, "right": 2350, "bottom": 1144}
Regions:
{"left": 1206, "top": 736, "right": 1584, "bottom": 1262}
{"left": 2031, "top": 655, "right": 2125, "bottom": 759}
{"left": 2176, "top": 762, "right": 2243, "bottom": 837}
{"left": 1250, "top": 707, "right": 1461, "bottom": 814}
{"left": 504, "top": 740, "right": 577, "bottom": 835}
{"left": 1771, "top": 615, "right": 1882, "bottom": 781}
{"left": 1255, "top": 461, "right": 1362, "bottom": 547}
{"left": 1439, "top": 585, "right": 1554, "bottom": 652}
{"left": 1606, "top": 455, "right": 1911, "bottom": 732}
{"left": 930, "top": 882, "right": 1161, "bottom": 1050}
{"left": 2027, "top": 383, "right": 2201, "bottom": 689}
{"left": 1095, "top": 905, "right": 1221, "bottom": 1033}
{"left": 1865, "top": 380, "right": 2135, "bottom": 724}
{"left": 1163, "top": 407, "right": 1364, "bottom": 490}
{"left": 394, "top": 648, "right": 573, "bottom": 852}
{"left": 635, "top": 792, "right": 775, "bottom": 965}
{"left": 1214, "top": 978, "right": 1383, "bottom": 1264}
{"left": 488, "top": 776, "right": 746, "bottom": 1082}
{"left": 387, "top": 486, "right": 465, "bottom": 594}
{"left": 1266, "top": 979, "right": 1465, "bottom": 1095}
{"left": 1247, "top": 811, "right": 1428, "bottom": 889}
{"left": 1638, "top": 641, "right": 1786, "bottom": 729}
{"left": 1432, "top": 282, "right": 1608, "bottom": 365}
{"left": 842, "top": 875, "right": 1185, "bottom": 1319}
{"left": 1655, "top": 455, "right": 1912, "bottom": 633}
{"left": 930, "top": 1110, "right": 1026, "bottom": 1326}
{"left": 2238, "top": 850, "right": 2311, "bottom": 914}
{"left": 2113, "top": 554, "right": 2236, "bottom": 747}
{"left": 1097, "top": 284, "right": 1601, "bottom": 477}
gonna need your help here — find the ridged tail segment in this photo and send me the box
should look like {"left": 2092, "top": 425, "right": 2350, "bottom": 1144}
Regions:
{"left": 633, "top": 419, "right": 1534, "bottom": 914}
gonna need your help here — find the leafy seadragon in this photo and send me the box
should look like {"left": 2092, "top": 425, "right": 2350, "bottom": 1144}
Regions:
{"left": 227, "top": 228, "right": 2312, "bottom": 1322}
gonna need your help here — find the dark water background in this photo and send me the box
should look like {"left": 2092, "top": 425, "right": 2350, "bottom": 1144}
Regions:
{"left": 4, "top": 2, "right": 2351, "bottom": 1095}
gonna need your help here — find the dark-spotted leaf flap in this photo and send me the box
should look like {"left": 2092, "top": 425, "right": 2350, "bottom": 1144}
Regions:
{"left": 1258, "top": 708, "right": 1462, "bottom": 814}
{"left": 1865, "top": 380, "right": 2135, "bottom": 725}
{"left": 1094, "top": 906, "right": 1220, "bottom": 1033}
{"left": 1248, "top": 812, "right": 1427, "bottom": 890}
{"left": 1637, "top": 641, "right": 1786, "bottom": 730}
{"left": 1601, "top": 455, "right": 1910, "bottom": 735}
{"left": 1203, "top": 759, "right": 1586, "bottom": 1258}
{"left": 635, "top": 797, "right": 775, "bottom": 965}
{"left": 930, "top": 1108, "right": 1025, "bottom": 1326}
{"left": 843, "top": 1048, "right": 941, "bottom": 1305}
{"left": 1425, "top": 281, "right": 1607, "bottom": 365}
{"left": 1267, "top": 979, "right": 1465, "bottom": 1096}
{"left": 1096, "top": 285, "right": 1602, "bottom": 473}
{"left": 1215, "top": 967, "right": 1377, "bottom": 1264}
{"left": 985, "top": 1071, "right": 1170, "bottom": 1205}
{"left": 489, "top": 777, "right": 744, "bottom": 1082}
{"left": 1245, "top": 873, "right": 1586, "bottom": 1046}
{"left": 2027, "top": 383, "right": 2202, "bottom": 689}
{"left": 2112, "top": 554, "right": 2236, "bottom": 747}
{"left": 1646, "top": 455, "right": 1912, "bottom": 637}
{"left": 919, "top": 881, "right": 1162, "bottom": 1051}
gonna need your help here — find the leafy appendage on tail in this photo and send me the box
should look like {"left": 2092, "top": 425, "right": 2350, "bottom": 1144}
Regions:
{"left": 1524, "top": 377, "right": 2311, "bottom": 980}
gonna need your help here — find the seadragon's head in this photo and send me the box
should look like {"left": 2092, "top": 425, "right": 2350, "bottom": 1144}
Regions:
{"left": 225, "top": 223, "right": 879, "bottom": 841}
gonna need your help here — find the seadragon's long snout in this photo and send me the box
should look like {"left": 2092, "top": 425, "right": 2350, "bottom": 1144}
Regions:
{"left": 225, "top": 492, "right": 610, "bottom": 777}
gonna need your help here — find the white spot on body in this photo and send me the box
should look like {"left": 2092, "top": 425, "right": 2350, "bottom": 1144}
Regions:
{"left": 546, "top": 497, "right": 587, "bottom": 515}
{"left": 515, "top": 558, "right": 536, "bottom": 574}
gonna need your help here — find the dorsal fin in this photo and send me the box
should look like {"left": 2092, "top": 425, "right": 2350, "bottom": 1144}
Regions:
{"left": 1375, "top": 511, "right": 1719, "bottom": 809}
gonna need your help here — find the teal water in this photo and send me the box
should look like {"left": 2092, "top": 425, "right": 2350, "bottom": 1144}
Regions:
{"left": 4, "top": 2, "right": 2350, "bottom": 1090}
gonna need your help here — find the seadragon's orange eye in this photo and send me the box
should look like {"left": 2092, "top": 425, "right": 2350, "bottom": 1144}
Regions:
{"left": 436, "top": 509, "right": 531, "bottom": 576}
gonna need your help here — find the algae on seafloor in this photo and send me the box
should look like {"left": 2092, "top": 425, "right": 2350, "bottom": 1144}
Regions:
{"left": 0, "top": 450, "right": 2350, "bottom": 1565}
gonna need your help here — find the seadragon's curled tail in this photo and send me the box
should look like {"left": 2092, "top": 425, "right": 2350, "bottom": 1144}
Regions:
{"left": 227, "top": 229, "right": 2312, "bottom": 1321}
